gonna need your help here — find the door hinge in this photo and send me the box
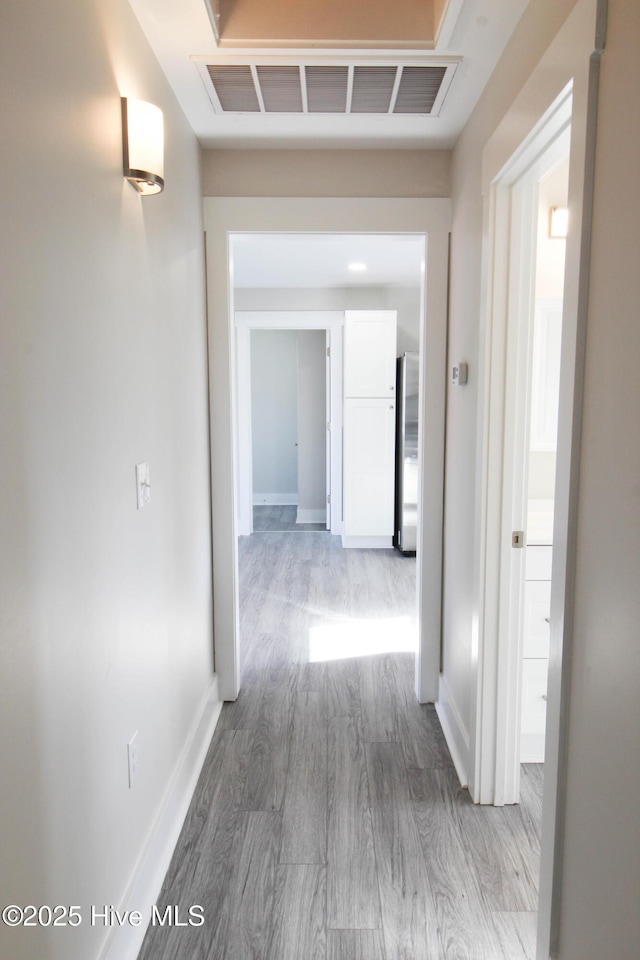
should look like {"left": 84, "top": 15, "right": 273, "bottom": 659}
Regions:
{"left": 326, "top": 346, "right": 331, "bottom": 358}
{"left": 327, "top": 421, "right": 331, "bottom": 431}
{"left": 327, "top": 494, "right": 331, "bottom": 504}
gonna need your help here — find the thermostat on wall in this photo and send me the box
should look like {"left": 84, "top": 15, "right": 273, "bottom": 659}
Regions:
{"left": 451, "top": 362, "right": 468, "bottom": 386}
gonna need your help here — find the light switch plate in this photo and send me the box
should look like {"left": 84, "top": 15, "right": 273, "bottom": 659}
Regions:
{"left": 451, "top": 361, "right": 468, "bottom": 386}
{"left": 136, "top": 461, "right": 150, "bottom": 509}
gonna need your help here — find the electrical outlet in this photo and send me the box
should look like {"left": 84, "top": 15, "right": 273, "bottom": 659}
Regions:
{"left": 127, "top": 732, "right": 139, "bottom": 788}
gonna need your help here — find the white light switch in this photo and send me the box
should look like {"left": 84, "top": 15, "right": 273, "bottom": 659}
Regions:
{"left": 136, "top": 461, "right": 151, "bottom": 509}
{"left": 451, "top": 362, "right": 468, "bottom": 386}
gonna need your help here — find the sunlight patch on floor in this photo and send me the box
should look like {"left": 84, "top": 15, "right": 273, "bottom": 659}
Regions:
{"left": 308, "top": 616, "right": 417, "bottom": 662}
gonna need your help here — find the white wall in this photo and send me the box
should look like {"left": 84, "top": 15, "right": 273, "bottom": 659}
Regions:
{"left": 529, "top": 160, "right": 569, "bottom": 499}
{"left": 235, "top": 285, "right": 421, "bottom": 355}
{"left": 297, "top": 330, "right": 327, "bottom": 518}
{"left": 0, "top": 2, "right": 213, "bottom": 959}
{"left": 250, "top": 330, "right": 299, "bottom": 501}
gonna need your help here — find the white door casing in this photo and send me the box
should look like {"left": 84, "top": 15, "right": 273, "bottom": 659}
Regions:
{"left": 473, "top": 88, "right": 572, "bottom": 808}
{"left": 204, "top": 200, "right": 450, "bottom": 707}
{"left": 234, "top": 311, "right": 343, "bottom": 538}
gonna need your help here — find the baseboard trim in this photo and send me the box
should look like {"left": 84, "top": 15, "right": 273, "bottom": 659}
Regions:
{"left": 296, "top": 508, "right": 326, "bottom": 524}
{"left": 436, "top": 674, "right": 469, "bottom": 788}
{"left": 253, "top": 493, "right": 298, "bottom": 506}
{"left": 99, "top": 675, "right": 223, "bottom": 960}
{"left": 341, "top": 535, "right": 393, "bottom": 549}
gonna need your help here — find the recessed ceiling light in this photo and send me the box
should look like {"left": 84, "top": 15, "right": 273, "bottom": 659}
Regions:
{"left": 348, "top": 262, "right": 367, "bottom": 272}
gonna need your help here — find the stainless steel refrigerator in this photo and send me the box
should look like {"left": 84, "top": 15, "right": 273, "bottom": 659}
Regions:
{"left": 394, "top": 352, "right": 419, "bottom": 555}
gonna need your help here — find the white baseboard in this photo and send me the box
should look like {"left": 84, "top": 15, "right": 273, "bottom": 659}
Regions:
{"left": 341, "top": 535, "right": 393, "bottom": 549}
{"left": 296, "top": 508, "right": 326, "bottom": 524}
{"left": 253, "top": 493, "right": 298, "bottom": 506}
{"left": 99, "top": 675, "right": 223, "bottom": 960}
{"left": 436, "top": 674, "right": 469, "bottom": 788}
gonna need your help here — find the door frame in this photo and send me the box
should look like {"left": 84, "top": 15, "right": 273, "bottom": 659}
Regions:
{"left": 472, "top": 87, "right": 572, "bottom": 807}
{"left": 203, "top": 199, "right": 451, "bottom": 705}
{"left": 234, "top": 310, "right": 344, "bottom": 537}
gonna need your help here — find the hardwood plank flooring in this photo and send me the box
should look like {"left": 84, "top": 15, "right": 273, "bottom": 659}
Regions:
{"left": 254, "top": 504, "right": 327, "bottom": 532}
{"left": 138, "top": 531, "right": 543, "bottom": 960}
{"left": 327, "top": 717, "right": 380, "bottom": 929}
{"left": 366, "top": 740, "right": 441, "bottom": 959}
{"left": 280, "top": 692, "right": 327, "bottom": 864}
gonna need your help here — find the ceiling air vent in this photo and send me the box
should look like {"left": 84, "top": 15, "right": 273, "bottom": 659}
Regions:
{"left": 201, "top": 61, "right": 457, "bottom": 117}
{"left": 306, "top": 66, "right": 349, "bottom": 113}
{"left": 393, "top": 66, "right": 447, "bottom": 114}
{"left": 256, "top": 65, "right": 303, "bottom": 113}
{"left": 207, "top": 65, "right": 260, "bottom": 112}
{"left": 351, "top": 66, "right": 398, "bottom": 114}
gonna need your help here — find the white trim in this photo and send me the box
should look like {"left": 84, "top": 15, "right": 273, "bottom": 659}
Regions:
{"left": 434, "top": 0, "right": 466, "bottom": 50}
{"left": 235, "top": 325, "right": 254, "bottom": 535}
{"left": 205, "top": 198, "right": 450, "bottom": 703}
{"left": 254, "top": 493, "right": 298, "bottom": 506}
{"left": 296, "top": 508, "right": 326, "bottom": 524}
{"left": 235, "top": 309, "right": 343, "bottom": 539}
{"left": 341, "top": 535, "right": 393, "bottom": 549}
{"left": 99, "top": 676, "right": 222, "bottom": 960}
{"left": 473, "top": 88, "right": 573, "bottom": 806}
{"left": 435, "top": 674, "right": 469, "bottom": 787}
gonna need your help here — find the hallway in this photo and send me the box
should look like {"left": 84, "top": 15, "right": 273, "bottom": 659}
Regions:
{"left": 138, "top": 532, "right": 541, "bottom": 960}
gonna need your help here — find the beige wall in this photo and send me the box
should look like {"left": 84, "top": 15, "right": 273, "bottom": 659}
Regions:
{"left": 0, "top": 2, "right": 212, "bottom": 959}
{"left": 219, "top": 0, "right": 434, "bottom": 43}
{"left": 203, "top": 148, "right": 451, "bottom": 197}
{"left": 447, "top": 0, "right": 640, "bottom": 956}
{"left": 557, "top": 0, "right": 640, "bottom": 954}
{"left": 442, "top": 0, "right": 584, "bottom": 772}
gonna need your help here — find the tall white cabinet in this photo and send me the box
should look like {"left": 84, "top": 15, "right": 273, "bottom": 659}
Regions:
{"left": 342, "top": 311, "right": 397, "bottom": 548}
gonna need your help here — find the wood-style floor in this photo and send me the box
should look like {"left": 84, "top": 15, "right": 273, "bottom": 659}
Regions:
{"left": 138, "top": 530, "right": 542, "bottom": 960}
{"left": 253, "top": 504, "right": 327, "bottom": 532}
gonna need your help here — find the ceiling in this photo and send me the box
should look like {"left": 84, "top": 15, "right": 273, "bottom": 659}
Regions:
{"left": 232, "top": 234, "right": 425, "bottom": 289}
{"left": 127, "top": 0, "right": 530, "bottom": 149}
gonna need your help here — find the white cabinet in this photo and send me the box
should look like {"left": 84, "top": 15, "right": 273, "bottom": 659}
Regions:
{"left": 522, "top": 580, "right": 551, "bottom": 659}
{"left": 342, "top": 311, "right": 397, "bottom": 547}
{"left": 343, "top": 398, "right": 396, "bottom": 541}
{"left": 344, "top": 311, "right": 397, "bottom": 399}
{"left": 520, "top": 544, "right": 552, "bottom": 762}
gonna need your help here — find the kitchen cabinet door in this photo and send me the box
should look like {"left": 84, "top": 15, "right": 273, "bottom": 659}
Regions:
{"left": 343, "top": 397, "right": 395, "bottom": 539}
{"left": 344, "top": 311, "right": 397, "bottom": 398}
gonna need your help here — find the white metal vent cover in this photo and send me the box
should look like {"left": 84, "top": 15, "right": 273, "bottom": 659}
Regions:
{"left": 197, "top": 60, "right": 458, "bottom": 116}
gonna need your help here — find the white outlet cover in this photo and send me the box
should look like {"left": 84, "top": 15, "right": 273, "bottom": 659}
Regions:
{"left": 136, "top": 461, "right": 150, "bottom": 509}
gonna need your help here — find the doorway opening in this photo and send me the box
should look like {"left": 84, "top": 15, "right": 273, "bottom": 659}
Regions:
{"left": 475, "top": 87, "right": 573, "bottom": 809}
{"left": 230, "top": 232, "right": 426, "bottom": 679}
{"left": 234, "top": 310, "right": 343, "bottom": 538}
{"left": 251, "top": 328, "right": 329, "bottom": 533}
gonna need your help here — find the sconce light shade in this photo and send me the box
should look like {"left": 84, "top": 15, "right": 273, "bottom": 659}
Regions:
{"left": 121, "top": 97, "right": 164, "bottom": 196}
{"left": 549, "top": 206, "right": 568, "bottom": 238}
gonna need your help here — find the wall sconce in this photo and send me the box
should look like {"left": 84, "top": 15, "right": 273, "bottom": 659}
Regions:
{"left": 549, "top": 206, "right": 568, "bottom": 238}
{"left": 121, "top": 97, "right": 164, "bottom": 196}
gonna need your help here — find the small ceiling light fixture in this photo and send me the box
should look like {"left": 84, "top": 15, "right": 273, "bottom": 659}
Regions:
{"left": 348, "top": 262, "right": 367, "bottom": 272}
{"left": 549, "top": 206, "right": 568, "bottom": 239}
{"left": 121, "top": 97, "right": 164, "bottom": 196}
